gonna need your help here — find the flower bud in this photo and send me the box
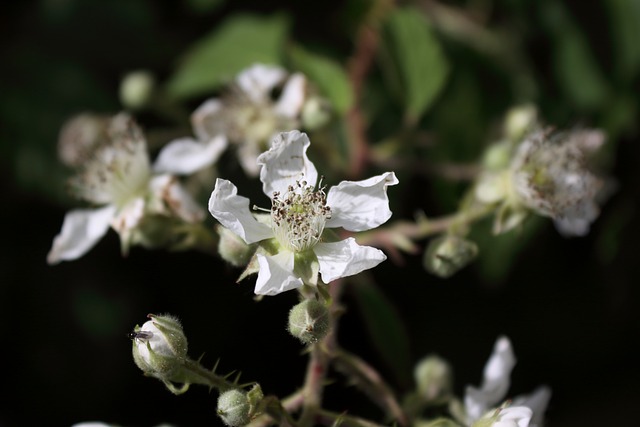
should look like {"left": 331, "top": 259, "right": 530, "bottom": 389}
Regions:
{"left": 414, "top": 355, "right": 453, "bottom": 402}
{"left": 217, "top": 225, "right": 255, "bottom": 267}
{"left": 424, "top": 235, "right": 478, "bottom": 278}
{"left": 131, "top": 314, "right": 188, "bottom": 380}
{"left": 301, "top": 96, "right": 331, "bottom": 130}
{"left": 119, "top": 70, "right": 155, "bottom": 110}
{"left": 504, "top": 104, "right": 537, "bottom": 143}
{"left": 287, "top": 299, "right": 330, "bottom": 345}
{"left": 217, "top": 389, "right": 252, "bottom": 427}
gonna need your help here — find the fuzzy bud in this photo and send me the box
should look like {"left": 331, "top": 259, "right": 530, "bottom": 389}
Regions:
{"left": 131, "top": 314, "right": 188, "bottom": 380}
{"left": 287, "top": 299, "right": 330, "bottom": 344}
{"left": 504, "top": 104, "right": 537, "bottom": 143}
{"left": 217, "top": 389, "right": 252, "bottom": 427}
{"left": 424, "top": 235, "right": 478, "bottom": 278}
{"left": 414, "top": 355, "right": 453, "bottom": 402}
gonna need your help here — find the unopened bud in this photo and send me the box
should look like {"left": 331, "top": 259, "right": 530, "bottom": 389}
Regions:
{"left": 120, "top": 70, "right": 155, "bottom": 110}
{"left": 131, "top": 314, "right": 188, "bottom": 380}
{"left": 504, "top": 104, "right": 537, "bottom": 143}
{"left": 414, "top": 355, "right": 453, "bottom": 402}
{"left": 288, "top": 299, "right": 330, "bottom": 344}
{"left": 424, "top": 236, "right": 478, "bottom": 278}
{"left": 217, "top": 389, "right": 252, "bottom": 427}
{"left": 301, "top": 96, "right": 331, "bottom": 130}
{"left": 218, "top": 225, "right": 255, "bottom": 267}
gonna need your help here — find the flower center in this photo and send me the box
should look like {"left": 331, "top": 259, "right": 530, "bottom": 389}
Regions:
{"left": 270, "top": 180, "right": 331, "bottom": 253}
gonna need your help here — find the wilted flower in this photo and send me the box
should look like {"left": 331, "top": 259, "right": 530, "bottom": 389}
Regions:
{"left": 476, "top": 126, "right": 606, "bottom": 236}
{"left": 209, "top": 130, "right": 398, "bottom": 295}
{"left": 47, "top": 113, "right": 204, "bottom": 264}
{"left": 155, "top": 64, "right": 308, "bottom": 177}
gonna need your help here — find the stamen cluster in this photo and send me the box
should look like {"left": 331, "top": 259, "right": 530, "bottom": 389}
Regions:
{"left": 270, "top": 179, "right": 331, "bottom": 252}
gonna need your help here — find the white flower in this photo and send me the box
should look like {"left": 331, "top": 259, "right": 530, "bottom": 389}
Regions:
{"left": 157, "top": 64, "right": 307, "bottom": 177}
{"left": 209, "top": 130, "right": 398, "bottom": 295}
{"left": 465, "top": 336, "right": 516, "bottom": 423}
{"left": 465, "top": 337, "right": 551, "bottom": 427}
{"left": 47, "top": 114, "right": 204, "bottom": 264}
{"left": 511, "top": 128, "right": 605, "bottom": 236}
{"left": 474, "top": 406, "right": 532, "bottom": 427}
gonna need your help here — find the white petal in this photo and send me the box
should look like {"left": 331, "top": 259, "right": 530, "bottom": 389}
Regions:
{"left": 326, "top": 172, "right": 399, "bottom": 232}
{"left": 47, "top": 205, "right": 116, "bottom": 264}
{"left": 314, "top": 238, "right": 387, "bottom": 283}
{"left": 237, "top": 64, "right": 286, "bottom": 103}
{"left": 111, "top": 197, "right": 145, "bottom": 235}
{"left": 465, "top": 336, "right": 516, "bottom": 422}
{"left": 492, "top": 406, "right": 532, "bottom": 427}
{"left": 152, "top": 136, "right": 227, "bottom": 175}
{"left": 257, "top": 130, "right": 318, "bottom": 197}
{"left": 192, "top": 98, "right": 224, "bottom": 141}
{"left": 254, "top": 251, "right": 303, "bottom": 295}
{"left": 512, "top": 386, "right": 551, "bottom": 427}
{"left": 275, "top": 73, "right": 306, "bottom": 118}
{"left": 149, "top": 175, "right": 205, "bottom": 223}
{"left": 208, "top": 178, "right": 273, "bottom": 244}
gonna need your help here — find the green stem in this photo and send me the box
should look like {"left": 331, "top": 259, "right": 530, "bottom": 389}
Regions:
{"left": 315, "top": 409, "right": 389, "bottom": 427}
{"left": 176, "top": 357, "right": 239, "bottom": 391}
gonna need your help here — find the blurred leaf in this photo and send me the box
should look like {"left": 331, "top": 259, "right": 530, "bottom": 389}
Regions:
{"left": 351, "top": 278, "right": 412, "bottom": 388}
{"left": 288, "top": 44, "right": 354, "bottom": 115}
{"left": 548, "top": 5, "right": 609, "bottom": 110}
{"left": 380, "top": 7, "right": 449, "bottom": 125}
{"left": 167, "top": 13, "right": 289, "bottom": 99}
{"left": 606, "top": 0, "right": 640, "bottom": 81}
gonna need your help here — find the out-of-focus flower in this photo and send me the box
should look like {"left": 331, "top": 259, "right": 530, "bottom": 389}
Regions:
{"left": 156, "top": 64, "right": 308, "bottom": 177}
{"left": 47, "top": 114, "right": 204, "bottom": 264}
{"left": 464, "top": 337, "right": 550, "bottom": 427}
{"left": 475, "top": 126, "right": 606, "bottom": 236}
{"left": 209, "top": 130, "right": 398, "bottom": 295}
{"left": 57, "top": 113, "right": 111, "bottom": 167}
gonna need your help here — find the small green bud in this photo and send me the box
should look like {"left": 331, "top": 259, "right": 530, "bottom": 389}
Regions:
{"left": 119, "top": 70, "right": 155, "bottom": 110}
{"left": 504, "top": 104, "right": 537, "bottom": 142}
{"left": 481, "top": 142, "right": 512, "bottom": 172}
{"left": 217, "top": 389, "right": 252, "bottom": 427}
{"left": 287, "top": 299, "right": 330, "bottom": 345}
{"left": 131, "top": 314, "right": 188, "bottom": 380}
{"left": 424, "top": 235, "right": 478, "bottom": 278}
{"left": 301, "top": 96, "right": 331, "bottom": 130}
{"left": 217, "top": 225, "right": 255, "bottom": 267}
{"left": 414, "top": 355, "right": 453, "bottom": 402}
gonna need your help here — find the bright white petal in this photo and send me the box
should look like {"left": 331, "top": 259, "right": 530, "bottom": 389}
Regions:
{"left": 255, "top": 252, "right": 303, "bottom": 295}
{"left": 208, "top": 178, "right": 273, "bottom": 244}
{"left": 149, "top": 175, "right": 205, "bottom": 223}
{"left": 326, "top": 172, "right": 399, "bottom": 232}
{"left": 465, "top": 336, "right": 516, "bottom": 423}
{"left": 314, "top": 238, "right": 387, "bottom": 283}
{"left": 512, "top": 386, "right": 551, "bottom": 427}
{"left": 192, "top": 98, "right": 224, "bottom": 141}
{"left": 152, "top": 136, "right": 227, "bottom": 175}
{"left": 275, "top": 73, "right": 306, "bottom": 118}
{"left": 491, "top": 406, "right": 532, "bottom": 427}
{"left": 237, "top": 64, "right": 286, "bottom": 103}
{"left": 257, "top": 130, "right": 318, "bottom": 197}
{"left": 47, "top": 205, "right": 116, "bottom": 264}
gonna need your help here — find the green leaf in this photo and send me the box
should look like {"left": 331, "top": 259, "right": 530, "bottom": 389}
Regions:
{"left": 288, "top": 44, "right": 354, "bottom": 115}
{"left": 606, "top": 0, "right": 640, "bottom": 82}
{"left": 166, "top": 13, "right": 289, "bottom": 99}
{"left": 351, "top": 277, "right": 412, "bottom": 388}
{"left": 380, "top": 7, "right": 450, "bottom": 125}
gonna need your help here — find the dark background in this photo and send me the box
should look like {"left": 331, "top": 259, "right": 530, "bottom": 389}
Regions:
{"left": 1, "top": 1, "right": 639, "bottom": 426}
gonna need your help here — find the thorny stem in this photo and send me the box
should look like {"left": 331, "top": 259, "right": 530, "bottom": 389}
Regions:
{"left": 345, "top": 0, "right": 395, "bottom": 179}
{"left": 176, "top": 358, "right": 240, "bottom": 391}
{"left": 333, "top": 349, "right": 408, "bottom": 425}
{"left": 246, "top": 391, "right": 305, "bottom": 427}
